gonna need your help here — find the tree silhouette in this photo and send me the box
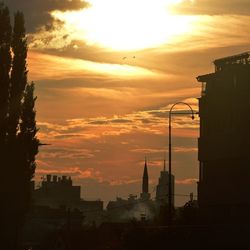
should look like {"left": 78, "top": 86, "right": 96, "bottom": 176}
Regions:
{"left": 0, "top": 4, "right": 13, "bottom": 249}
{"left": 9, "top": 11, "right": 28, "bottom": 140}
{"left": 19, "top": 82, "right": 39, "bottom": 212}
{"left": 20, "top": 82, "right": 39, "bottom": 180}
{"left": 0, "top": 2, "right": 11, "bottom": 144}
{"left": 0, "top": 4, "right": 39, "bottom": 249}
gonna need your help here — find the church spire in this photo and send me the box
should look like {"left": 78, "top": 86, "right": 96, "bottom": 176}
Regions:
{"left": 142, "top": 157, "right": 149, "bottom": 193}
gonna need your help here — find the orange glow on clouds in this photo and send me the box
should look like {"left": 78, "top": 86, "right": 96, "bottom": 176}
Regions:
{"left": 50, "top": 0, "right": 196, "bottom": 51}
{"left": 28, "top": 52, "right": 161, "bottom": 81}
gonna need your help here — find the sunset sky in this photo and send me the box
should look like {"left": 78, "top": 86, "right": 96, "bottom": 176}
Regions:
{"left": 5, "top": 0, "right": 250, "bottom": 206}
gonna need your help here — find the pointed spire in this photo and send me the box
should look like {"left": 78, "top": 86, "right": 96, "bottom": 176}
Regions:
{"left": 142, "top": 156, "right": 149, "bottom": 193}
{"left": 143, "top": 156, "right": 148, "bottom": 177}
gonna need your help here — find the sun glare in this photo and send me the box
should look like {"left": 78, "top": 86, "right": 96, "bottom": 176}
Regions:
{"left": 51, "top": 0, "right": 194, "bottom": 51}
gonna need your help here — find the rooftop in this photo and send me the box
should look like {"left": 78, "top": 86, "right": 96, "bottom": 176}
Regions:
{"left": 197, "top": 52, "right": 250, "bottom": 83}
{"left": 214, "top": 52, "right": 250, "bottom": 67}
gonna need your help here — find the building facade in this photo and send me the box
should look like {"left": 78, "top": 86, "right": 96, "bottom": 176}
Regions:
{"left": 32, "top": 175, "right": 104, "bottom": 225}
{"left": 156, "top": 160, "right": 174, "bottom": 206}
{"left": 106, "top": 195, "right": 156, "bottom": 223}
{"left": 197, "top": 52, "right": 250, "bottom": 222}
{"left": 33, "top": 175, "right": 81, "bottom": 208}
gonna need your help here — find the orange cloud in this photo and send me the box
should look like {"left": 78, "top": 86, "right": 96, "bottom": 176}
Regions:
{"left": 28, "top": 51, "right": 162, "bottom": 81}
{"left": 176, "top": 178, "right": 198, "bottom": 185}
{"left": 173, "top": 146, "right": 198, "bottom": 153}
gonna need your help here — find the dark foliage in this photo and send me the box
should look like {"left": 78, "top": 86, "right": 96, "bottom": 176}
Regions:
{"left": 9, "top": 11, "right": 28, "bottom": 140}
{"left": 19, "top": 83, "right": 39, "bottom": 181}
{"left": 0, "top": 3, "right": 39, "bottom": 249}
{"left": 0, "top": 2, "right": 11, "bottom": 143}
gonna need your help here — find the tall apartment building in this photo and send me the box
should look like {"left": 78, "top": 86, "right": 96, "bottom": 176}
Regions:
{"left": 197, "top": 52, "right": 250, "bottom": 222}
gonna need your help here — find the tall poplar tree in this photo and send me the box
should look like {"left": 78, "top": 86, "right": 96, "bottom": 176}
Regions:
{"left": 0, "top": 4, "right": 13, "bottom": 249}
{"left": 9, "top": 11, "right": 28, "bottom": 140}
{"left": 0, "top": 4, "right": 39, "bottom": 249}
{"left": 19, "top": 82, "right": 39, "bottom": 212}
{"left": 0, "top": 3, "right": 11, "bottom": 145}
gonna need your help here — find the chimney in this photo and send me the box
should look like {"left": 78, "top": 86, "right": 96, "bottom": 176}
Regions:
{"left": 53, "top": 175, "right": 57, "bottom": 182}
{"left": 47, "top": 174, "right": 52, "bottom": 182}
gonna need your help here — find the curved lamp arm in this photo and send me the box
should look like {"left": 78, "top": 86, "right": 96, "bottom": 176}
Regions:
{"left": 169, "top": 102, "right": 195, "bottom": 120}
{"left": 167, "top": 101, "right": 195, "bottom": 225}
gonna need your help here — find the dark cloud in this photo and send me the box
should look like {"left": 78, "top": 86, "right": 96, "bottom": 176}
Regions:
{"left": 88, "top": 120, "right": 109, "bottom": 125}
{"left": 140, "top": 119, "right": 152, "bottom": 124}
{"left": 39, "top": 147, "right": 95, "bottom": 159}
{"left": 173, "top": 0, "right": 250, "bottom": 15}
{"left": 4, "top": 0, "right": 88, "bottom": 32}
{"left": 148, "top": 110, "right": 168, "bottom": 118}
{"left": 54, "top": 134, "right": 84, "bottom": 139}
{"left": 111, "top": 119, "right": 132, "bottom": 124}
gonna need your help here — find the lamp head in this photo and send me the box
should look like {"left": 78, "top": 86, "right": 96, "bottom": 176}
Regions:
{"left": 191, "top": 115, "right": 195, "bottom": 120}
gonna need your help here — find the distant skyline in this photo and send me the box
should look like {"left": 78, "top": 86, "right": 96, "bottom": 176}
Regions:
{"left": 4, "top": 0, "right": 250, "bottom": 205}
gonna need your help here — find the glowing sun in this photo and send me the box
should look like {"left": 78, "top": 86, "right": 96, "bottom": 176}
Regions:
{"left": 51, "top": 0, "right": 193, "bottom": 51}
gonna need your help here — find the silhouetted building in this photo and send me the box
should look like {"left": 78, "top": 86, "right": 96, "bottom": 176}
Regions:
{"left": 32, "top": 175, "right": 104, "bottom": 225}
{"left": 140, "top": 158, "right": 151, "bottom": 200}
{"left": 197, "top": 52, "right": 250, "bottom": 223}
{"left": 106, "top": 159, "right": 156, "bottom": 222}
{"left": 106, "top": 195, "right": 155, "bottom": 222}
{"left": 106, "top": 195, "right": 138, "bottom": 222}
{"left": 156, "top": 160, "right": 174, "bottom": 206}
{"left": 78, "top": 200, "right": 104, "bottom": 226}
{"left": 33, "top": 175, "right": 81, "bottom": 208}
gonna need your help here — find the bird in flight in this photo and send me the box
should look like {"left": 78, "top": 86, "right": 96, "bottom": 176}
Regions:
{"left": 122, "top": 56, "right": 136, "bottom": 60}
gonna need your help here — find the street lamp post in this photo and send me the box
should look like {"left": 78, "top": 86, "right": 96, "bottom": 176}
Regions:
{"left": 168, "top": 102, "right": 195, "bottom": 225}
